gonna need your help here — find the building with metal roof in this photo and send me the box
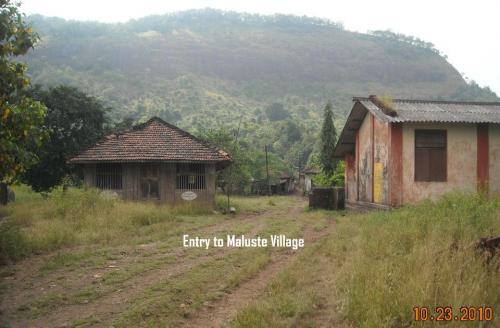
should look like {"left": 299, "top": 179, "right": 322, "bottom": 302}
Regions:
{"left": 334, "top": 96, "right": 500, "bottom": 208}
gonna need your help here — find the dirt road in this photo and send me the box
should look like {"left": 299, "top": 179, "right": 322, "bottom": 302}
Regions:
{"left": 0, "top": 195, "right": 335, "bottom": 327}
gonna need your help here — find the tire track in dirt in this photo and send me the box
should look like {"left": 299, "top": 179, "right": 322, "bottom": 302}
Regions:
{"left": 182, "top": 204, "right": 335, "bottom": 328}
{"left": 7, "top": 204, "right": 297, "bottom": 328}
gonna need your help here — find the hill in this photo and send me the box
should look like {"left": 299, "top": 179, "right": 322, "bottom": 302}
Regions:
{"left": 24, "top": 9, "right": 499, "bottom": 170}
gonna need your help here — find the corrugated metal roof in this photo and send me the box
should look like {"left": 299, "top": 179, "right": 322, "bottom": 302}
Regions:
{"left": 333, "top": 96, "right": 500, "bottom": 158}
{"left": 356, "top": 97, "right": 500, "bottom": 123}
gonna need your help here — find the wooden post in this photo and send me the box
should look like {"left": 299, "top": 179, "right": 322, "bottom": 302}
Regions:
{"left": 265, "top": 145, "right": 271, "bottom": 196}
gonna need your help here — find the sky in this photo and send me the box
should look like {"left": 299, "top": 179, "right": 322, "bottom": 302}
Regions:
{"left": 20, "top": 0, "right": 500, "bottom": 95}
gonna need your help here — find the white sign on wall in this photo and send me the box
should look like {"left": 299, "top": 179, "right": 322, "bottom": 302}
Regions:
{"left": 181, "top": 191, "right": 198, "bottom": 201}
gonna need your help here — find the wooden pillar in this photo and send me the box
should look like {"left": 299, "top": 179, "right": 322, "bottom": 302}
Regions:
{"left": 389, "top": 123, "right": 403, "bottom": 207}
{"left": 477, "top": 123, "right": 489, "bottom": 194}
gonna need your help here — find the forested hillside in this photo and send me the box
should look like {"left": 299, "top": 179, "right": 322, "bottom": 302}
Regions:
{"left": 24, "top": 9, "right": 498, "bottom": 175}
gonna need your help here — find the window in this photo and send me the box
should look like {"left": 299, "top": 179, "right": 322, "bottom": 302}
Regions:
{"left": 414, "top": 130, "right": 447, "bottom": 182}
{"left": 96, "top": 164, "right": 122, "bottom": 189}
{"left": 176, "top": 163, "right": 206, "bottom": 189}
{"left": 140, "top": 164, "right": 160, "bottom": 200}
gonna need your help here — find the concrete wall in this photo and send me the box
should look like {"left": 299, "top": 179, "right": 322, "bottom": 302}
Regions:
{"left": 349, "top": 113, "right": 390, "bottom": 205}
{"left": 373, "top": 116, "right": 390, "bottom": 204}
{"left": 401, "top": 123, "right": 477, "bottom": 203}
{"left": 347, "top": 119, "right": 500, "bottom": 206}
{"left": 489, "top": 124, "right": 500, "bottom": 195}
{"left": 82, "top": 162, "right": 217, "bottom": 207}
{"left": 344, "top": 153, "right": 356, "bottom": 202}
{"left": 357, "top": 114, "right": 373, "bottom": 202}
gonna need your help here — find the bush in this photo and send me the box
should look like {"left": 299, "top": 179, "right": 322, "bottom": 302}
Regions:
{"left": 312, "top": 161, "right": 344, "bottom": 187}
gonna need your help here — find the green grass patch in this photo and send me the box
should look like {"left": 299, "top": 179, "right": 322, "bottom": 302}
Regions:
{"left": 40, "top": 250, "right": 109, "bottom": 273}
{"left": 114, "top": 247, "right": 272, "bottom": 327}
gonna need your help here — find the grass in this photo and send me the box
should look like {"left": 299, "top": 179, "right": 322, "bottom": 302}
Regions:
{"left": 232, "top": 193, "right": 500, "bottom": 327}
{"left": 39, "top": 250, "right": 109, "bottom": 273}
{"left": 0, "top": 186, "right": 288, "bottom": 263}
{"left": 114, "top": 208, "right": 308, "bottom": 327}
{"left": 2, "top": 186, "right": 498, "bottom": 327}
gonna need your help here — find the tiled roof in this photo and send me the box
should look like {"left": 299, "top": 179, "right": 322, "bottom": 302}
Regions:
{"left": 334, "top": 96, "right": 500, "bottom": 158}
{"left": 68, "top": 117, "right": 231, "bottom": 165}
{"left": 354, "top": 96, "right": 500, "bottom": 124}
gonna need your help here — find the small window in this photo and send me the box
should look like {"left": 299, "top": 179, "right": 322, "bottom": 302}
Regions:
{"left": 140, "top": 164, "right": 160, "bottom": 200}
{"left": 414, "top": 130, "right": 447, "bottom": 182}
{"left": 176, "top": 163, "right": 206, "bottom": 189}
{"left": 96, "top": 164, "right": 123, "bottom": 189}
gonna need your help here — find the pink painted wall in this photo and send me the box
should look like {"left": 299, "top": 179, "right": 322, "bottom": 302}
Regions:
{"left": 357, "top": 114, "right": 373, "bottom": 202}
{"left": 489, "top": 125, "right": 500, "bottom": 195}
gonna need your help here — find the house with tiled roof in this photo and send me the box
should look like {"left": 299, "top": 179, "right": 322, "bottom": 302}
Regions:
{"left": 334, "top": 96, "right": 500, "bottom": 208}
{"left": 69, "top": 117, "right": 231, "bottom": 206}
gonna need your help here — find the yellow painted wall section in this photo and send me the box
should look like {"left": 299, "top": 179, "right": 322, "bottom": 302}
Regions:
{"left": 402, "top": 123, "right": 477, "bottom": 204}
{"left": 489, "top": 125, "right": 500, "bottom": 196}
{"left": 373, "top": 117, "right": 390, "bottom": 204}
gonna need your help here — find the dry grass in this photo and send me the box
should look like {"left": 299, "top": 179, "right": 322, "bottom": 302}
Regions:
{"left": 2, "top": 187, "right": 498, "bottom": 327}
{"left": 1, "top": 186, "right": 289, "bottom": 263}
{"left": 232, "top": 193, "right": 500, "bottom": 327}
{"left": 373, "top": 95, "right": 397, "bottom": 117}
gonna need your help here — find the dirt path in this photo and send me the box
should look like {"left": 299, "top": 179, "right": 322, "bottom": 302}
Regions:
{"left": 182, "top": 203, "right": 335, "bottom": 328}
{"left": 1, "top": 198, "right": 307, "bottom": 328}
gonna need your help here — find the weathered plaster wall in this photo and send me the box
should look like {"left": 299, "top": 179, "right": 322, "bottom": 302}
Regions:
{"left": 402, "top": 123, "right": 477, "bottom": 203}
{"left": 352, "top": 113, "right": 390, "bottom": 204}
{"left": 489, "top": 125, "right": 500, "bottom": 196}
{"left": 344, "top": 154, "right": 356, "bottom": 202}
{"left": 389, "top": 123, "right": 403, "bottom": 207}
{"left": 357, "top": 114, "right": 373, "bottom": 202}
{"left": 373, "top": 117, "right": 390, "bottom": 204}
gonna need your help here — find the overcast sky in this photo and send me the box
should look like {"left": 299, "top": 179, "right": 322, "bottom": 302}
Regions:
{"left": 20, "top": 0, "right": 500, "bottom": 95}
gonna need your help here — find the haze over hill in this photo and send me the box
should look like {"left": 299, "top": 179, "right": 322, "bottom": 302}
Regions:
{"left": 24, "top": 9, "right": 498, "bottom": 170}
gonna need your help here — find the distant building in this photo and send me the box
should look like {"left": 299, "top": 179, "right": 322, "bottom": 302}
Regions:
{"left": 278, "top": 172, "right": 294, "bottom": 194}
{"left": 250, "top": 172, "right": 294, "bottom": 195}
{"left": 299, "top": 167, "right": 320, "bottom": 195}
{"left": 334, "top": 96, "right": 500, "bottom": 208}
{"left": 69, "top": 117, "right": 231, "bottom": 207}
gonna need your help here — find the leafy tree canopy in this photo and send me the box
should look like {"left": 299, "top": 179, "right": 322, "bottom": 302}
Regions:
{"left": 0, "top": 0, "right": 47, "bottom": 188}
{"left": 22, "top": 85, "right": 108, "bottom": 191}
{"left": 265, "top": 103, "right": 290, "bottom": 122}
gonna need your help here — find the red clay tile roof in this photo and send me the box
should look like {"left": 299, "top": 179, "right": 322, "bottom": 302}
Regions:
{"left": 68, "top": 117, "right": 231, "bottom": 165}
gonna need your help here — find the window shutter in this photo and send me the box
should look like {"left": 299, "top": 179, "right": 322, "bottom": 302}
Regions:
{"left": 414, "top": 130, "right": 447, "bottom": 182}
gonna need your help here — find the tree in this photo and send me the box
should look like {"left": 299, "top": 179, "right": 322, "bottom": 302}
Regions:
{"left": 22, "top": 86, "right": 107, "bottom": 191}
{"left": 319, "top": 102, "right": 337, "bottom": 175}
{"left": 0, "top": 0, "right": 47, "bottom": 204}
{"left": 265, "top": 103, "right": 290, "bottom": 121}
{"left": 199, "top": 128, "right": 251, "bottom": 194}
